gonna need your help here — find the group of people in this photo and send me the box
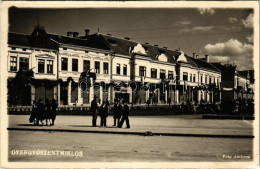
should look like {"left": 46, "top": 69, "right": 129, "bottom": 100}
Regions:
{"left": 29, "top": 99, "right": 58, "bottom": 126}
{"left": 91, "top": 96, "right": 130, "bottom": 128}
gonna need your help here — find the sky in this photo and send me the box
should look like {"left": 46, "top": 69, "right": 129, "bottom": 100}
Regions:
{"left": 9, "top": 7, "right": 254, "bottom": 70}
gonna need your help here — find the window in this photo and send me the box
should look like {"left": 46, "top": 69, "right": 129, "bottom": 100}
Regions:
{"left": 95, "top": 61, "right": 100, "bottom": 73}
{"left": 205, "top": 76, "right": 208, "bottom": 84}
{"left": 10, "top": 56, "right": 17, "bottom": 71}
{"left": 61, "top": 58, "right": 68, "bottom": 71}
{"left": 116, "top": 63, "right": 120, "bottom": 75}
{"left": 85, "top": 51, "right": 89, "bottom": 53}
{"left": 209, "top": 76, "right": 212, "bottom": 84}
{"left": 200, "top": 75, "right": 203, "bottom": 84}
{"left": 47, "top": 60, "right": 53, "bottom": 74}
{"left": 183, "top": 72, "right": 188, "bottom": 81}
{"left": 213, "top": 77, "right": 215, "bottom": 84}
{"left": 123, "top": 64, "right": 127, "bottom": 75}
{"left": 151, "top": 68, "right": 157, "bottom": 78}
{"left": 38, "top": 59, "right": 45, "bottom": 73}
{"left": 83, "top": 60, "right": 90, "bottom": 72}
{"left": 103, "top": 62, "right": 109, "bottom": 74}
{"left": 72, "top": 59, "right": 78, "bottom": 72}
{"left": 193, "top": 74, "right": 196, "bottom": 82}
{"left": 63, "top": 48, "right": 67, "bottom": 50}
{"left": 22, "top": 48, "right": 26, "bottom": 51}
{"left": 139, "top": 66, "right": 146, "bottom": 77}
{"left": 11, "top": 47, "right": 16, "bottom": 50}
{"left": 190, "top": 74, "right": 192, "bottom": 82}
{"left": 19, "top": 57, "right": 29, "bottom": 71}
{"left": 160, "top": 69, "right": 166, "bottom": 79}
{"left": 168, "top": 71, "right": 174, "bottom": 79}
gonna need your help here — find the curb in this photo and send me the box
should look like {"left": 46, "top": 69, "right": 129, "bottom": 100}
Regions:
{"left": 7, "top": 127, "right": 254, "bottom": 139}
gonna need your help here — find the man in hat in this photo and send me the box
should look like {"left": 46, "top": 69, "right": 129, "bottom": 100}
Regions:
{"left": 118, "top": 100, "right": 130, "bottom": 128}
{"left": 91, "top": 95, "right": 99, "bottom": 127}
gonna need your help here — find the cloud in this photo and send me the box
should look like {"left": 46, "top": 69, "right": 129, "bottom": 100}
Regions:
{"left": 242, "top": 13, "right": 253, "bottom": 29}
{"left": 218, "top": 25, "right": 241, "bottom": 31}
{"left": 198, "top": 8, "right": 215, "bottom": 16}
{"left": 180, "top": 26, "right": 214, "bottom": 33}
{"left": 204, "top": 39, "right": 253, "bottom": 70}
{"left": 209, "top": 56, "right": 230, "bottom": 63}
{"left": 246, "top": 34, "right": 253, "bottom": 43}
{"left": 228, "top": 17, "right": 238, "bottom": 23}
{"left": 175, "top": 21, "right": 191, "bottom": 26}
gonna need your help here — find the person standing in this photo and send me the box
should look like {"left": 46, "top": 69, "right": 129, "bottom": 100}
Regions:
{"left": 117, "top": 99, "right": 123, "bottom": 127}
{"left": 113, "top": 99, "right": 118, "bottom": 126}
{"left": 91, "top": 96, "right": 99, "bottom": 127}
{"left": 100, "top": 101, "right": 108, "bottom": 127}
{"left": 45, "top": 99, "right": 51, "bottom": 126}
{"left": 118, "top": 100, "right": 130, "bottom": 128}
{"left": 36, "top": 99, "right": 45, "bottom": 126}
{"left": 50, "top": 99, "right": 58, "bottom": 126}
{"left": 29, "top": 100, "right": 37, "bottom": 124}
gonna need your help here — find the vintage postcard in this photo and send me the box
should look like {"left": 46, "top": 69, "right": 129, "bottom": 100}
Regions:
{"left": 0, "top": 1, "right": 259, "bottom": 168}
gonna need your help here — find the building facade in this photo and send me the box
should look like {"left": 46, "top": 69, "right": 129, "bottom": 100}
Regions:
{"left": 8, "top": 26, "right": 223, "bottom": 108}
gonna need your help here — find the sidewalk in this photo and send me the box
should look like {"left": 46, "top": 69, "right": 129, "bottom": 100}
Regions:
{"left": 8, "top": 115, "right": 254, "bottom": 138}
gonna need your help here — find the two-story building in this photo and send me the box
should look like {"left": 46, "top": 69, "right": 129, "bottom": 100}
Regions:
{"left": 7, "top": 26, "right": 223, "bottom": 108}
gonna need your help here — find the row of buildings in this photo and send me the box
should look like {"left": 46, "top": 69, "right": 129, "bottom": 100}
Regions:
{"left": 7, "top": 26, "right": 254, "bottom": 107}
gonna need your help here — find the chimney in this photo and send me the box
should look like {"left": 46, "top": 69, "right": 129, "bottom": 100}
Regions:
{"left": 67, "top": 32, "right": 73, "bottom": 37}
{"left": 196, "top": 54, "right": 198, "bottom": 59}
{"left": 205, "top": 55, "right": 209, "bottom": 63}
{"left": 154, "top": 44, "right": 158, "bottom": 47}
{"left": 85, "top": 29, "right": 90, "bottom": 36}
{"left": 193, "top": 53, "right": 196, "bottom": 59}
{"left": 73, "top": 32, "right": 79, "bottom": 38}
{"left": 124, "top": 37, "right": 130, "bottom": 40}
{"left": 163, "top": 47, "right": 168, "bottom": 49}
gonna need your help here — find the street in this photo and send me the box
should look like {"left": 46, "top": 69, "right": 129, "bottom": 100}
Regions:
{"left": 9, "top": 130, "right": 253, "bottom": 162}
{"left": 7, "top": 114, "right": 254, "bottom": 162}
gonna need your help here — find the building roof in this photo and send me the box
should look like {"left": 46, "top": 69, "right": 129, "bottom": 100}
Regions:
{"left": 82, "top": 33, "right": 180, "bottom": 64}
{"left": 189, "top": 57, "right": 221, "bottom": 72}
{"left": 8, "top": 32, "right": 58, "bottom": 50}
{"left": 8, "top": 26, "right": 110, "bottom": 51}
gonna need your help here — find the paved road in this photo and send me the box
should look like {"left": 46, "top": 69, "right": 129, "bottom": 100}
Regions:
{"left": 8, "top": 115, "right": 253, "bottom": 136}
{"left": 8, "top": 130, "right": 253, "bottom": 162}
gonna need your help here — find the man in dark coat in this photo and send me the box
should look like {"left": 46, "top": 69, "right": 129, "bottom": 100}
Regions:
{"left": 50, "top": 99, "right": 58, "bottom": 126}
{"left": 100, "top": 101, "right": 108, "bottom": 127}
{"left": 113, "top": 99, "right": 118, "bottom": 126}
{"left": 91, "top": 96, "right": 99, "bottom": 127}
{"left": 116, "top": 99, "right": 123, "bottom": 127}
{"left": 118, "top": 100, "right": 130, "bottom": 128}
{"left": 36, "top": 99, "right": 45, "bottom": 125}
{"left": 45, "top": 99, "right": 51, "bottom": 126}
